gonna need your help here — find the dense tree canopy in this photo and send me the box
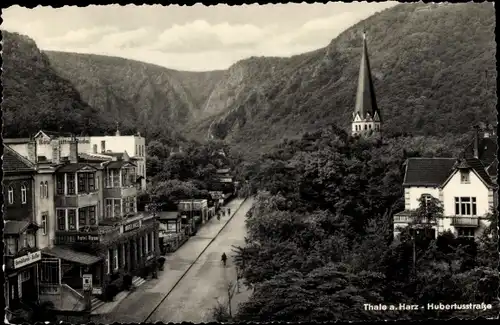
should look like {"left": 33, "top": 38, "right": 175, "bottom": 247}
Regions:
{"left": 231, "top": 127, "right": 499, "bottom": 321}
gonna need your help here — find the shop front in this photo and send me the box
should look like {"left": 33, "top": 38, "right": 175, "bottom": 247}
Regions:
{"left": 5, "top": 249, "right": 42, "bottom": 311}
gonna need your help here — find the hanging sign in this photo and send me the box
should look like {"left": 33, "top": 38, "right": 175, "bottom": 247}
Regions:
{"left": 83, "top": 274, "right": 92, "bottom": 291}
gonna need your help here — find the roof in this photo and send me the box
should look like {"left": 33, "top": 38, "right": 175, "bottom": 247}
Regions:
{"left": 458, "top": 157, "right": 494, "bottom": 187}
{"left": 42, "top": 246, "right": 102, "bottom": 265}
{"left": 4, "top": 220, "right": 39, "bottom": 235}
{"left": 158, "top": 211, "right": 180, "bottom": 220}
{"left": 486, "top": 159, "right": 498, "bottom": 178}
{"left": 353, "top": 33, "right": 380, "bottom": 122}
{"left": 403, "top": 158, "right": 456, "bottom": 187}
{"left": 55, "top": 162, "right": 98, "bottom": 173}
{"left": 463, "top": 135, "right": 497, "bottom": 166}
{"left": 3, "top": 145, "right": 35, "bottom": 173}
{"left": 105, "top": 160, "right": 136, "bottom": 169}
{"left": 79, "top": 152, "right": 111, "bottom": 162}
{"left": 35, "top": 130, "right": 73, "bottom": 139}
{"left": 3, "top": 138, "right": 31, "bottom": 144}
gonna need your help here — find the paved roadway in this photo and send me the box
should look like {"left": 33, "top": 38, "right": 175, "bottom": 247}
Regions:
{"left": 96, "top": 197, "right": 254, "bottom": 323}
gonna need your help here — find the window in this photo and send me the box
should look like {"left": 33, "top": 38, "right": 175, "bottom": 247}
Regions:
{"left": 113, "top": 248, "right": 119, "bottom": 271}
{"left": 96, "top": 176, "right": 100, "bottom": 190}
{"left": 78, "top": 173, "right": 96, "bottom": 193}
{"left": 101, "top": 141, "right": 106, "bottom": 153}
{"left": 105, "top": 199, "right": 113, "bottom": 218}
{"left": 457, "top": 228, "right": 475, "bottom": 239}
{"left": 7, "top": 186, "right": 14, "bottom": 204}
{"left": 56, "top": 175, "right": 65, "bottom": 195}
{"left": 89, "top": 206, "right": 96, "bottom": 225}
{"left": 136, "top": 145, "right": 138, "bottom": 156}
{"left": 40, "top": 182, "right": 44, "bottom": 198}
{"left": 44, "top": 181, "right": 49, "bottom": 198}
{"left": 460, "top": 170, "right": 470, "bottom": 184}
{"left": 107, "top": 250, "right": 111, "bottom": 274}
{"left": 57, "top": 209, "right": 66, "bottom": 230}
{"left": 21, "top": 184, "right": 27, "bottom": 204}
{"left": 93, "top": 144, "right": 98, "bottom": 153}
{"left": 68, "top": 209, "right": 76, "bottom": 230}
{"left": 114, "top": 199, "right": 121, "bottom": 218}
{"left": 151, "top": 232, "right": 155, "bottom": 252}
{"left": 364, "top": 125, "right": 367, "bottom": 130}
{"left": 41, "top": 213, "right": 48, "bottom": 235}
{"left": 455, "top": 197, "right": 477, "bottom": 215}
{"left": 79, "top": 208, "right": 87, "bottom": 227}
{"left": 5, "top": 237, "right": 16, "bottom": 255}
{"left": 67, "top": 173, "right": 76, "bottom": 195}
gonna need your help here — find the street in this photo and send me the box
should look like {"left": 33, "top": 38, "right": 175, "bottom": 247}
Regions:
{"left": 95, "top": 197, "right": 254, "bottom": 323}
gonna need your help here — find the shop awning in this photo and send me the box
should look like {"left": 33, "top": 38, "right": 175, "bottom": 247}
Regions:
{"left": 42, "top": 246, "right": 102, "bottom": 265}
{"left": 4, "top": 220, "right": 39, "bottom": 235}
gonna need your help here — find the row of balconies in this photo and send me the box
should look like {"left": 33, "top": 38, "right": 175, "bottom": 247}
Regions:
{"left": 393, "top": 214, "right": 480, "bottom": 227}
{"left": 54, "top": 212, "right": 157, "bottom": 245}
{"left": 54, "top": 186, "right": 137, "bottom": 208}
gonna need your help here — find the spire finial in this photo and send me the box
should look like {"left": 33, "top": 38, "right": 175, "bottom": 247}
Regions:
{"left": 115, "top": 121, "right": 120, "bottom": 136}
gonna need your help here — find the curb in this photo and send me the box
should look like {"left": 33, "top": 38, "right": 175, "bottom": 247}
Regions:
{"left": 143, "top": 197, "right": 249, "bottom": 322}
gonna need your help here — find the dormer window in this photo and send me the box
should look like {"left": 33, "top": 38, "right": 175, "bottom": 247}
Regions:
{"left": 460, "top": 170, "right": 470, "bottom": 184}
{"left": 21, "top": 184, "right": 27, "bottom": 204}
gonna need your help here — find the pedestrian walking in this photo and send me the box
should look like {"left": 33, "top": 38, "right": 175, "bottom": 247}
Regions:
{"left": 221, "top": 252, "right": 227, "bottom": 267}
{"left": 228, "top": 208, "right": 231, "bottom": 215}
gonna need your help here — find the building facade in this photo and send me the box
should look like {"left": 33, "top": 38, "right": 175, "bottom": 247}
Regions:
{"left": 4, "top": 131, "right": 157, "bottom": 310}
{"left": 351, "top": 32, "right": 382, "bottom": 136}
{"left": 394, "top": 127, "right": 497, "bottom": 240}
{"left": 3, "top": 145, "right": 42, "bottom": 317}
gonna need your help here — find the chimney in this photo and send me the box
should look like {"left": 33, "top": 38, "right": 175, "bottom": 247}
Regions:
{"left": 115, "top": 122, "right": 120, "bottom": 136}
{"left": 27, "top": 139, "right": 37, "bottom": 163}
{"left": 473, "top": 125, "right": 480, "bottom": 159}
{"left": 51, "top": 139, "right": 61, "bottom": 164}
{"left": 69, "top": 137, "right": 78, "bottom": 163}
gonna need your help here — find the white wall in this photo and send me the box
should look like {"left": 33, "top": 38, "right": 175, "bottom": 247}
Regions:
{"left": 7, "top": 143, "right": 29, "bottom": 159}
{"left": 406, "top": 186, "right": 440, "bottom": 210}
{"left": 441, "top": 170, "right": 490, "bottom": 216}
{"left": 34, "top": 172, "right": 55, "bottom": 249}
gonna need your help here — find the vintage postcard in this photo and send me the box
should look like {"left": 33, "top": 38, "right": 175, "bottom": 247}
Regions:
{"left": 2, "top": 2, "right": 497, "bottom": 323}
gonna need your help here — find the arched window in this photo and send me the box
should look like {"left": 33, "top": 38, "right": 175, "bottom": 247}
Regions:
{"left": 44, "top": 181, "right": 49, "bottom": 198}
{"left": 8, "top": 186, "right": 14, "bottom": 204}
{"left": 21, "top": 184, "right": 27, "bottom": 204}
{"left": 40, "top": 182, "right": 44, "bottom": 198}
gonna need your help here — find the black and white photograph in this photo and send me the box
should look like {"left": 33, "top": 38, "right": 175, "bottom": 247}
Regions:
{"left": 1, "top": 1, "right": 498, "bottom": 323}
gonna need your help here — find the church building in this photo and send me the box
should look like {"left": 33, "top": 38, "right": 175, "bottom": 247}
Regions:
{"left": 351, "top": 32, "right": 382, "bottom": 136}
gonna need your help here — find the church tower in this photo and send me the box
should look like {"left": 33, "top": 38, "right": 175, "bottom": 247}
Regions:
{"left": 351, "top": 32, "right": 381, "bottom": 136}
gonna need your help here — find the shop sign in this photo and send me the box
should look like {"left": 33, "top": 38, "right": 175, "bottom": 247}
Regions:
{"left": 123, "top": 220, "right": 141, "bottom": 233}
{"left": 92, "top": 287, "right": 102, "bottom": 295}
{"left": 83, "top": 274, "right": 92, "bottom": 291}
{"left": 76, "top": 234, "right": 100, "bottom": 242}
{"left": 14, "top": 250, "right": 41, "bottom": 269}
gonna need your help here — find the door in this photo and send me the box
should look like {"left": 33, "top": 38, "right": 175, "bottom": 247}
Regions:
{"left": 39, "top": 258, "right": 61, "bottom": 295}
{"left": 19, "top": 268, "right": 37, "bottom": 303}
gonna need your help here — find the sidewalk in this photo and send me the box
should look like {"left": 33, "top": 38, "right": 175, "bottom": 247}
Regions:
{"left": 92, "top": 198, "right": 247, "bottom": 321}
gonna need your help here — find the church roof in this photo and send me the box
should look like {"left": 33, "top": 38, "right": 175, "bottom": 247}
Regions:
{"left": 353, "top": 33, "right": 381, "bottom": 121}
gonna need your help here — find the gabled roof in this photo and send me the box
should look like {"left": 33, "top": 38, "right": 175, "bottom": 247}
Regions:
{"left": 403, "top": 158, "right": 456, "bottom": 187}
{"left": 55, "top": 162, "right": 98, "bottom": 173}
{"left": 3, "top": 145, "right": 35, "bottom": 174}
{"left": 353, "top": 32, "right": 381, "bottom": 122}
{"left": 34, "top": 130, "right": 73, "bottom": 139}
{"left": 442, "top": 157, "right": 494, "bottom": 188}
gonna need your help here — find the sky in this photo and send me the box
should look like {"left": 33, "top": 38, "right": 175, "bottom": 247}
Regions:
{"left": 2, "top": 2, "right": 398, "bottom": 71}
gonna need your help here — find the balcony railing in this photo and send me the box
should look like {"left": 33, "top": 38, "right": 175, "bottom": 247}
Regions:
{"left": 393, "top": 213, "right": 436, "bottom": 224}
{"left": 451, "top": 216, "right": 479, "bottom": 227}
{"left": 103, "top": 186, "right": 137, "bottom": 199}
{"left": 55, "top": 191, "right": 100, "bottom": 208}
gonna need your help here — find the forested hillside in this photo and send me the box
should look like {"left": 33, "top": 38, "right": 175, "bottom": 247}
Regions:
{"left": 192, "top": 2, "right": 496, "bottom": 153}
{"left": 1, "top": 31, "right": 110, "bottom": 138}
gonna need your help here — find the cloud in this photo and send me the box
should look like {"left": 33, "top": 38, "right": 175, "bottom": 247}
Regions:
{"left": 44, "top": 26, "right": 120, "bottom": 47}
{"left": 151, "top": 20, "right": 268, "bottom": 53}
{"left": 96, "top": 27, "right": 154, "bottom": 49}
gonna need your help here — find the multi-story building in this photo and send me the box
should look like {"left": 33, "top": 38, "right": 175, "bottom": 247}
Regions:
{"left": 89, "top": 129, "right": 147, "bottom": 190}
{"left": 3, "top": 145, "right": 42, "bottom": 318}
{"left": 393, "top": 126, "right": 497, "bottom": 240}
{"left": 4, "top": 132, "right": 157, "bottom": 310}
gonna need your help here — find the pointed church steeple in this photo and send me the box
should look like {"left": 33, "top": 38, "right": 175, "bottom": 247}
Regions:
{"left": 352, "top": 31, "right": 382, "bottom": 136}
